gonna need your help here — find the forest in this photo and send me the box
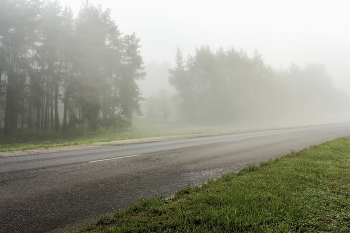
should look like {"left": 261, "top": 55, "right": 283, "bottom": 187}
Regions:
{"left": 0, "top": 0, "right": 145, "bottom": 136}
{"left": 0, "top": 0, "right": 349, "bottom": 140}
{"left": 165, "top": 46, "right": 349, "bottom": 125}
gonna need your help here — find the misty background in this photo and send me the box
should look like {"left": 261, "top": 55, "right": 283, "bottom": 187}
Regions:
{"left": 63, "top": 0, "right": 350, "bottom": 125}
{"left": 0, "top": 0, "right": 349, "bottom": 138}
{"left": 60, "top": 0, "right": 350, "bottom": 94}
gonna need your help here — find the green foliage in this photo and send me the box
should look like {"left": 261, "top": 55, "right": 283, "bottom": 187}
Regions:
{"left": 67, "top": 137, "right": 350, "bottom": 233}
{"left": 0, "top": 0, "right": 145, "bottom": 135}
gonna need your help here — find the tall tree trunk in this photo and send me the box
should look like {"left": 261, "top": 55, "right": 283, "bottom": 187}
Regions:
{"left": 44, "top": 94, "right": 47, "bottom": 130}
{"left": 36, "top": 104, "right": 40, "bottom": 131}
{"left": 21, "top": 95, "right": 24, "bottom": 129}
{"left": 28, "top": 51, "right": 35, "bottom": 130}
{"left": 44, "top": 82, "right": 49, "bottom": 130}
{"left": 112, "top": 90, "right": 116, "bottom": 128}
{"left": 62, "top": 90, "right": 68, "bottom": 131}
{"left": 4, "top": 71, "right": 16, "bottom": 135}
{"left": 28, "top": 100, "right": 32, "bottom": 129}
{"left": 55, "top": 59, "right": 62, "bottom": 133}
{"left": 102, "top": 96, "right": 107, "bottom": 127}
{"left": 50, "top": 82, "right": 54, "bottom": 130}
{"left": 12, "top": 108, "right": 17, "bottom": 131}
{"left": 78, "top": 107, "right": 81, "bottom": 128}
{"left": 4, "top": 86, "right": 12, "bottom": 135}
{"left": 40, "top": 94, "right": 44, "bottom": 130}
{"left": 54, "top": 81, "right": 59, "bottom": 132}
{"left": 45, "top": 94, "right": 49, "bottom": 130}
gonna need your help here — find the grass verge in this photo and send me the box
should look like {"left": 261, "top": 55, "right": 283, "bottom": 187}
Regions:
{"left": 1, "top": 118, "right": 345, "bottom": 152}
{"left": 66, "top": 137, "right": 350, "bottom": 233}
{"left": 0, "top": 120, "right": 222, "bottom": 152}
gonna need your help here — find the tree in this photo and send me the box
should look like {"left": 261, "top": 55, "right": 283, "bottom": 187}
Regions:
{"left": 0, "top": 0, "right": 146, "bottom": 135}
{"left": 169, "top": 48, "right": 194, "bottom": 121}
{"left": 0, "top": 0, "right": 41, "bottom": 134}
{"left": 118, "top": 33, "right": 146, "bottom": 123}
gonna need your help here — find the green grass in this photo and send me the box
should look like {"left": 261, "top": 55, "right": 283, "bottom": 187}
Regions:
{"left": 0, "top": 118, "right": 232, "bottom": 152}
{"left": 1, "top": 117, "right": 346, "bottom": 152}
{"left": 66, "top": 137, "right": 350, "bottom": 233}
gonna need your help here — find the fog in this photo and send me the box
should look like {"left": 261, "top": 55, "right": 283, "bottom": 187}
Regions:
{"left": 60, "top": 0, "right": 350, "bottom": 94}
{"left": 1, "top": 0, "right": 348, "bottom": 136}
{"left": 58, "top": 0, "right": 350, "bottom": 128}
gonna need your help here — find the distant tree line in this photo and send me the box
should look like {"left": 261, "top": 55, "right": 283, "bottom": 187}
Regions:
{"left": 144, "top": 89, "right": 180, "bottom": 121}
{"left": 169, "top": 46, "right": 349, "bottom": 124}
{"left": 0, "top": 0, "right": 145, "bottom": 135}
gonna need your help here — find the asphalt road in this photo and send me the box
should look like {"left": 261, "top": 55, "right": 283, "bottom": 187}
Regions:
{"left": 0, "top": 124, "right": 349, "bottom": 232}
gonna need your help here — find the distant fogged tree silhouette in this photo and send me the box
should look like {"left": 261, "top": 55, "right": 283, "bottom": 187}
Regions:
{"left": 169, "top": 47, "right": 349, "bottom": 124}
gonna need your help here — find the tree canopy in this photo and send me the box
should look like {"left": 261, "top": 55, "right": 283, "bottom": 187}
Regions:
{"left": 0, "top": 0, "right": 145, "bottom": 135}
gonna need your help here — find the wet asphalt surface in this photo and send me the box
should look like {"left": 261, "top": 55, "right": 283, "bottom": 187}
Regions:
{"left": 0, "top": 124, "right": 349, "bottom": 232}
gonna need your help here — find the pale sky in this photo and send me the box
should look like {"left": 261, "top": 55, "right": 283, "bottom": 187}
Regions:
{"left": 59, "top": 0, "right": 350, "bottom": 93}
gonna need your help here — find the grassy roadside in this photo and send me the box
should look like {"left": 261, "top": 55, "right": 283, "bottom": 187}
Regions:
{"left": 0, "top": 118, "right": 345, "bottom": 152}
{"left": 67, "top": 137, "right": 350, "bottom": 233}
{"left": 0, "top": 120, "right": 229, "bottom": 152}
{"left": 0, "top": 119, "right": 204, "bottom": 151}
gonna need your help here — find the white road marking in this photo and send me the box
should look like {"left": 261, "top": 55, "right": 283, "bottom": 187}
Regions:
{"left": 89, "top": 154, "right": 140, "bottom": 163}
